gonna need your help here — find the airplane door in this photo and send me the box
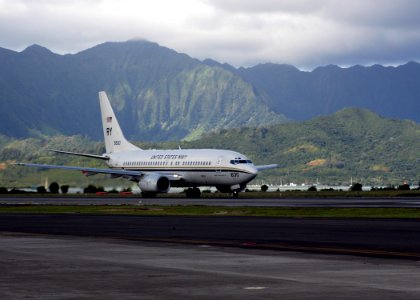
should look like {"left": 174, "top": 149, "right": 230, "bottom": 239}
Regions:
{"left": 216, "top": 156, "right": 223, "bottom": 173}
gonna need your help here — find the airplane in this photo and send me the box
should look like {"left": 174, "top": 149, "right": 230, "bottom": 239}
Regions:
{"left": 15, "top": 91, "right": 278, "bottom": 198}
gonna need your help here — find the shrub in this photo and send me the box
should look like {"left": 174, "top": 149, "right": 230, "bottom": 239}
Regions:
{"left": 60, "top": 185, "right": 69, "bottom": 194}
{"left": 84, "top": 184, "right": 97, "bottom": 194}
{"left": 307, "top": 186, "right": 317, "bottom": 192}
{"left": 37, "top": 186, "right": 47, "bottom": 193}
{"left": 260, "top": 184, "right": 269, "bottom": 192}
{"left": 397, "top": 184, "right": 410, "bottom": 191}
{"left": 49, "top": 182, "right": 60, "bottom": 193}
{"left": 350, "top": 183, "right": 363, "bottom": 191}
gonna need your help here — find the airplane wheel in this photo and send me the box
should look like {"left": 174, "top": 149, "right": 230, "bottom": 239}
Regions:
{"left": 185, "top": 188, "right": 193, "bottom": 198}
{"left": 186, "top": 187, "right": 201, "bottom": 198}
{"left": 231, "top": 191, "right": 239, "bottom": 199}
{"left": 193, "top": 187, "right": 201, "bottom": 198}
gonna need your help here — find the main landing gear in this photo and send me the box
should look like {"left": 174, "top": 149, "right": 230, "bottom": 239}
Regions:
{"left": 185, "top": 187, "right": 201, "bottom": 198}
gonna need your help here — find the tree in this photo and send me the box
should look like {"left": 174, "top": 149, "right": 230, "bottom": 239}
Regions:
{"left": 0, "top": 148, "right": 22, "bottom": 160}
{"left": 397, "top": 184, "right": 410, "bottom": 191}
{"left": 60, "top": 185, "right": 69, "bottom": 194}
{"left": 49, "top": 182, "right": 60, "bottom": 193}
{"left": 37, "top": 186, "right": 47, "bottom": 193}
{"left": 0, "top": 187, "right": 8, "bottom": 194}
{"left": 84, "top": 184, "right": 97, "bottom": 194}
{"left": 307, "top": 186, "right": 317, "bottom": 192}
{"left": 260, "top": 184, "right": 269, "bottom": 192}
{"left": 350, "top": 183, "right": 363, "bottom": 191}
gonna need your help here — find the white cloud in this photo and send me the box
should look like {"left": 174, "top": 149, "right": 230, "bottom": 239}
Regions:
{"left": 0, "top": 0, "right": 420, "bottom": 68}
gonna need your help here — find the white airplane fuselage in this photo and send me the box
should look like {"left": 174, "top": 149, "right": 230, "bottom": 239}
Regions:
{"left": 107, "top": 149, "right": 257, "bottom": 188}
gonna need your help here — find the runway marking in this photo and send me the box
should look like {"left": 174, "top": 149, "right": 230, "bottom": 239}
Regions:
{"left": 244, "top": 287, "right": 266, "bottom": 290}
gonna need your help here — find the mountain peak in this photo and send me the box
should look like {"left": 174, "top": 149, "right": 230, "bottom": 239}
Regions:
{"left": 22, "top": 44, "right": 54, "bottom": 55}
{"left": 202, "top": 59, "right": 236, "bottom": 72}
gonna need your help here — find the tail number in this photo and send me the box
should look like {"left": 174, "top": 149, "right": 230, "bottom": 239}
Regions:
{"left": 106, "top": 127, "right": 112, "bottom": 136}
{"left": 114, "top": 141, "right": 121, "bottom": 145}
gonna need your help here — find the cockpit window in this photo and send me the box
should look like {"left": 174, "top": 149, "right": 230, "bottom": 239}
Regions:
{"left": 230, "top": 159, "right": 252, "bottom": 165}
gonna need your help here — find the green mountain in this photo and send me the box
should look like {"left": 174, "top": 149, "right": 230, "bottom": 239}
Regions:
{"left": 1, "top": 108, "right": 418, "bottom": 187}
{"left": 191, "top": 108, "right": 419, "bottom": 185}
{"left": 234, "top": 62, "right": 420, "bottom": 122}
{"left": 0, "top": 41, "right": 286, "bottom": 141}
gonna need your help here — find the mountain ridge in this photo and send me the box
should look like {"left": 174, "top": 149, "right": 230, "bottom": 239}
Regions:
{"left": 0, "top": 40, "right": 287, "bottom": 141}
{"left": 1, "top": 40, "right": 419, "bottom": 142}
{"left": 234, "top": 61, "right": 420, "bottom": 122}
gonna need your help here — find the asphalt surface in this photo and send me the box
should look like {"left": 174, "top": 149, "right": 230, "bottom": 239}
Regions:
{"left": 1, "top": 195, "right": 420, "bottom": 207}
{"left": 2, "top": 201, "right": 420, "bottom": 299}
{"left": 1, "top": 214, "right": 420, "bottom": 258}
{"left": 0, "top": 234, "right": 420, "bottom": 300}
{"left": 1, "top": 234, "right": 420, "bottom": 299}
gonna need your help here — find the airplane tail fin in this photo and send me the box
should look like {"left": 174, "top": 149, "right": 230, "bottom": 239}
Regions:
{"left": 98, "top": 91, "right": 141, "bottom": 153}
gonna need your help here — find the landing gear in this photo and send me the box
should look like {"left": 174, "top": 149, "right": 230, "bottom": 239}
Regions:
{"left": 231, "top": 191, "right": 239, "bottom": 199}
{"left": 141, "top": 191, "right": 157, "bottom": 198}
{"left": 186, "top": 187, "right": 201, "bottom": 198}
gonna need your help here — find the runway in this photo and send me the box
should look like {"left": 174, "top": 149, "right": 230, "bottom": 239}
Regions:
{"left": 2, "top": 204, "right": 420, "bottom": 298}
{"left": 1, "top": 195, "right": 420, "bottom": 207}
{"left": 1, "top": 213, "right": 420, "bottom": 258}
{"left": 1, "top": 234, "right": 420, "bottom": 299}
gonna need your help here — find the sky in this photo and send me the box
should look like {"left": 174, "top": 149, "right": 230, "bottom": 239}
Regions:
{"left": 1, "top": 0, "right": 420, "bottom": 69}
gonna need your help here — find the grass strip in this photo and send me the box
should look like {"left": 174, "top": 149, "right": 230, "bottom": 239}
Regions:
{"left": 1, "top": 205, "right": 420, "bottom": 218}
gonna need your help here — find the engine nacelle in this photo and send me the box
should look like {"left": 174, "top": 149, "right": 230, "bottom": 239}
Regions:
{"left": 138, "top": 174, "right": 170, "bottom": 193}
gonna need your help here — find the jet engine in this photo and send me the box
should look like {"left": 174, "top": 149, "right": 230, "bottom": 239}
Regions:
{"left": 138, "top": 174, "right": 170, "bottom": 193}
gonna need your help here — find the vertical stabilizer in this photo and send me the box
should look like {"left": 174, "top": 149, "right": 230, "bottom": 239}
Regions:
{"left": 98, "top": 91, "right": 140, "bottom": 153}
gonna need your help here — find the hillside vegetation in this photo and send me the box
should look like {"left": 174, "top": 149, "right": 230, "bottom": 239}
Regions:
{"left": 2, "top": 40, "right": 419, "bottom": 143}
{"left": 191, "top": 108, "right": 419, "bottom": 185}
{"left": 234, "top": 62, "right": 420, "bottom": 122}
{"left": 1, "top": 109, "right": 418, "bottom": 187}
{"left": 0, "top": 41, "right": 286, "bottom": 141}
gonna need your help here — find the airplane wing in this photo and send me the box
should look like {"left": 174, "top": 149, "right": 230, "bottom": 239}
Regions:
{"left": 13, "top": 163, "right": 182, "bottom": 181}
{"left": 255, "top": 164, "right": 278, "bottom": 171}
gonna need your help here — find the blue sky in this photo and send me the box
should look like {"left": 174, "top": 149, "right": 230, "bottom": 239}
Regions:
{"left": 1, "top": 0, "right": 420, "bottom": 69}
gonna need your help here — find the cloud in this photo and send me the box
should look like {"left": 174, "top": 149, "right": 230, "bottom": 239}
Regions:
{"left": 0, "top": 0, "right": 420, "bottom": 68}
{"left": 197, "top": 0, "right": 420, "bottom": 67}
{"left": 206, "top": 0, "right": 420, "bottom": 28}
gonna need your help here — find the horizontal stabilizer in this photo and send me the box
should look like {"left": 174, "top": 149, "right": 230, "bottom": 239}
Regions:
{"left": 50, "top": 149, "right": 109, "bottom": 160}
